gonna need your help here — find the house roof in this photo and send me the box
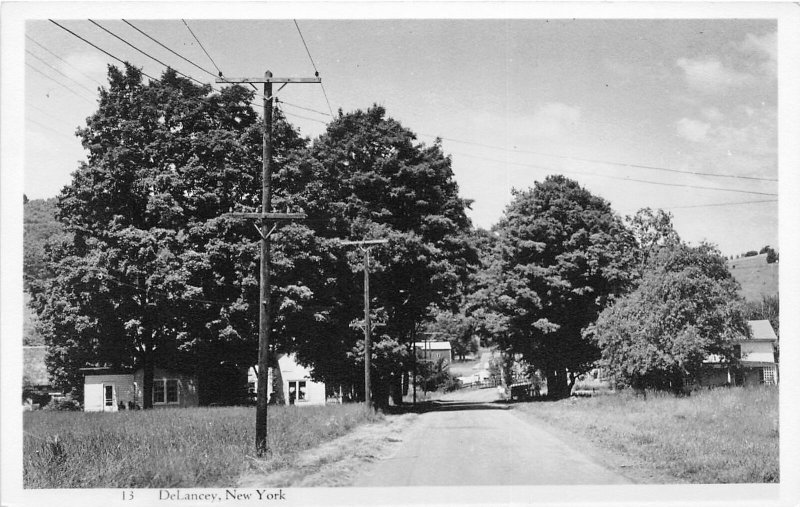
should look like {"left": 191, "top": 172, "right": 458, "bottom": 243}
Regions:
{"left": 747, "top": 320, "right": 777, "bottom": 341}
{"left": 23, "top": 346, "right": 50, "bottom": 386}
{"left": 414, "top": 341, "right": 451, "bottom": 351}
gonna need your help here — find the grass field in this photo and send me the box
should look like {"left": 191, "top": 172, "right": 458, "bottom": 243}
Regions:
{"left": 514, "top": 385, "right": 778, "bottom": 483}
{"left": 727, "top": 257, "right": 779, "bottom": 302}
{"left": 23, "top": 403, "right": 380, "bottom": 488}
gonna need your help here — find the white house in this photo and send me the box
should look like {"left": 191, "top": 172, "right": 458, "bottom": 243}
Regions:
{"left": 413, "top": 341, "right": 452, "bottom": 366}
{"left": 83, "top": 366, "right": 199, "bottom": 412}
{"left": 700, "top": 320, "right": 778, "bottom": 387}
{"left": 248, "top": 353, "right": 326, "bottom": 406}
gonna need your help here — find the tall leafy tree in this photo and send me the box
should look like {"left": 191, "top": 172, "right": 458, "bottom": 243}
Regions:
{"left": 594, "top": 243, "right": 749, "bottom": 394}
{"left": 473, "top": 176, "right": 638, "bottom": 398}
{"left": 31, "top": 64, "right": 307, "bottom": 406}
{"left": 285, "top": 106, "right": 478, "bottom": 407}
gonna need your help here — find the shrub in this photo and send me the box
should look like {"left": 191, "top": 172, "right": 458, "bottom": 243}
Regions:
{"left": 43, "top": 398, "right": 82, "bottom": 411}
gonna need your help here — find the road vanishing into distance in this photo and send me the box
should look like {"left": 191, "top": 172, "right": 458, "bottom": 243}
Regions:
{"left": 353, "top": 388, "right": 633, "bottom": 487}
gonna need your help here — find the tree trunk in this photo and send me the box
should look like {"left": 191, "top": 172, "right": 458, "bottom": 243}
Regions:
{"left": 269, "top": 352, "right": 285, "bottom": 405}
{"left": 390, "top": 374, "right": 403, "bottom": 406}
{"left": 545, "top": 367, "right": 571, "bottom": 399}
{"left": 141, "top": 343, "right": 155, "bottom": 409}
{"left": 372, "top": 377, "right": 390, "bottom": 410}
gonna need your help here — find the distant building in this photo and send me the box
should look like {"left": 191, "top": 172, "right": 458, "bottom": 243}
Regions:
{"left": 82, "top": 366, "right": 199, "bottom": 412}
{"left": 414, "top": 341, "right": 452, "bottom": 366}
{"left": 248, "top": 353, "right": 327, "bottom": 406}
{"left": 700, "top": 320, "right": 779, "bottom": 387}
{"left": 23, "top": 345, "right": 64, "bottom": 408}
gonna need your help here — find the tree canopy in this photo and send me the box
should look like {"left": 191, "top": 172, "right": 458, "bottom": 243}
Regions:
{"left": 284, "top": 106, "right": 479, "bottom": 407}
{"left": 470, "top": 176, "right": 638, "bottom": 398}
{"left": 594, "top": 242, "right": 748, "bottom": 393}
{"left": 30, "top": 64, "right": 307, "bottom": 406}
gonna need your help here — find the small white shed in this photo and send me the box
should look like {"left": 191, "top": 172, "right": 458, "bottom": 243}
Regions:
{"left": 83, "top": 366, "right": 198, "bottom": 411}
{"left": 248, "top": 353, "right": 326, "bottom": 406}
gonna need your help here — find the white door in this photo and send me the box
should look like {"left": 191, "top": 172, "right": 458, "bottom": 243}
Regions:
{"left": 103, "top": 384, "right": 117, "bottom": 412}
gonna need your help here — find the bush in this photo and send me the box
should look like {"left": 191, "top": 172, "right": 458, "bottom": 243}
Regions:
{"left": 43, "top": 398, "right": 82, "bottom": 411}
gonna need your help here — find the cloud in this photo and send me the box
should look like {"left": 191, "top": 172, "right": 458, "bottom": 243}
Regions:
{"left": 739, "top": 32, "right": 777, "bottom": 62}
{"left": 700, "top": 107, "right": 724, "bottom": 123}
{"left": 676, "top": 117, "right": 711, "bottom": 143}
{"left": 737, "top": 31, "right": 777, "bottom": 78}
{"left": 678, "top": 106, "right": 776, "bottom": 181}
{"left": 528, "top": 102, "right": 581, "bottom": 139}
{"left": 676, "top": 57, "right": 753, "bottom": 94}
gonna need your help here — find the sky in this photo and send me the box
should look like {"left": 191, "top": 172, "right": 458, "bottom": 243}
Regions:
{"left": 23, "top": 18, "right": 778, "bottom": 256}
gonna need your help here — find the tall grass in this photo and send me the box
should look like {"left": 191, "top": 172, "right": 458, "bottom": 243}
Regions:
{"left": 515, "top": 385, "right": 778, "bottom": 483}
{"left": 24, "top": 404, "right": 380, "bottom": 488}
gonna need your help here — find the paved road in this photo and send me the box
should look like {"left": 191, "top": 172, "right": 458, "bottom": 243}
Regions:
{"left": 353, "top": 388, "right": 632, "bottom": 486}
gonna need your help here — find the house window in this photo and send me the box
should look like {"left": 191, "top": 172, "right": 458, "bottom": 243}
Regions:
{"left": 166, "top": 379, "right": 178, "bottom": 403}
{"left": 760, "top": 367, "right": 776, "bottom": 385}
{"left": 153, "top": 379, "right": 179, "bottom": 404}
{"left": 288, "top": 381, "right": 306, "bottom": 403}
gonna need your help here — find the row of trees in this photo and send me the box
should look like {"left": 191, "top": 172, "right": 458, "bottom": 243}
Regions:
{"left": 30, "top": 65, "right": 477, "bottom": 409}
{"left": 30, "top": 63, "right": 759, "bottom": 408}
{"left": 465, "top": 184, "right": 752, "bottom": 396}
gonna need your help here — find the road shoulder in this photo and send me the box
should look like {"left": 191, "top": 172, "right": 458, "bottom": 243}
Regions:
{"left": 237, "top": 411, "right": 419, "bottom": 488}
{"left": 509, "top": 401, "right": 683, "bottom": 484}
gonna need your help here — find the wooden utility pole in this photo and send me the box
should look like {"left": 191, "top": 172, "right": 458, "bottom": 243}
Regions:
{"left": 340, "top": 239, "right": 388, "bottom": 408}
{"left": 217, "top": 71, "right": 320, "bottom": 455}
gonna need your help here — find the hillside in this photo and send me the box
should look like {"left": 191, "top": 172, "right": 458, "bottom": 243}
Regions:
{"left": 24, "top": 197, "right": 63, "bottom": 346}
{"left": 727, "top": 254, "right": 779, "bottom": 302}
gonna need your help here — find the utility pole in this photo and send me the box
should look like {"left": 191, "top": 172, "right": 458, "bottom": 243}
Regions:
{"left": 217, "top": 71, "right": 320, "bottom": 455}
{"left": 340, "top": 239, "right": 388, "bottom": 408}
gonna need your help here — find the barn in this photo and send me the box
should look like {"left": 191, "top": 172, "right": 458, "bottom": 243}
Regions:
{"left": 82, "top": 366, "right": 199, "bottom": 411}
{"left": 414, "top": 341, "right": 452, "bottom": 367}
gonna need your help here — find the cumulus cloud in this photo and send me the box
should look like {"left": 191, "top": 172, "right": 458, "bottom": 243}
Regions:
{"left": 739, "top": 32, "right": 777, "bottom": 62}
{"left": 676, "top": 117, "right": 711, "bottom": 143}
{"left": 700, "top": 107, "right": 724, "bottom": 123}
{"left": 738, "top": 31, "right": 777, "bottom": 78}
{"left": 676, "top": 57, "right": 754, "bottom": 94}
{"left": 528, "top": 102, "right": 581, "bottom": 139}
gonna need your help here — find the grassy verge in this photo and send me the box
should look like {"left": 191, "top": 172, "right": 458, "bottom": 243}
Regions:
{"left": 24, "top": 403, "right": 380, "bottom": 488}
{"left": 513, "top": 385, "right": 778, "bottom": 483}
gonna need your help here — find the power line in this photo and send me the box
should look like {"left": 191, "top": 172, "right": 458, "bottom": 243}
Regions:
{"left": 26, "top": 49, "right": 99, "bottom": 97}
{"left": 122, "top": 20, "right": 218, "bottom": 79}
{"left": 26, "top": 34, "right": 104, "bottom": 86}
{"left": 49, "top": 19, "right": 160, "bottom": 82}
{"left": 664, "top": 199, "right": 777, "bottom": 210}
{"left": 181, "top": 19, "right": 223, "bottom": 77}
{"left": 419, "top": 133, "right": 777, "bottom": 183}
{"left": 25, "top": 62, "right": 95, "bottom": 105}
{"left": 26, "top": 117, "right": 77, "bottom": 140}
{"left": 276, "top": 101, "right": 328, "bottom": 125}
{"left": 88, "top": 20, "right": 211, "bottom": 89}
{"left": 28, "top": 102, "right": 79, "bottom": 127}
{"left": 451, "top": 150, "right": 777, "bottom": 197}
{"left": 277, "top": 99, "right": 330, "bottom": 117}
{"left": 293, "top": 19, "right": 334, "bottom": 117}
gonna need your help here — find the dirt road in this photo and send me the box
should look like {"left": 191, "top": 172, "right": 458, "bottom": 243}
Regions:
{"left": 353, "top": 388, "right": 633, "bottom": 486}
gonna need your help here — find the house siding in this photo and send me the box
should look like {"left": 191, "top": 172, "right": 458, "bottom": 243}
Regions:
{"left": 84, "top": 374, "right": 135, "bottom": 412}
{"left": 84, "top": 368, "right": 198, "bottom": 411}
{"left": 248, "top": 354, "right": 326, "bottom": 406}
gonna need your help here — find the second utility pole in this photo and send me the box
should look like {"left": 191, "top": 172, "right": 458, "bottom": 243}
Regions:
{"left": 218, "top": 70, "right": 320, "bottom": 455}
{"left": 340, "top": 239, "right": 388, "bottom": 408}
